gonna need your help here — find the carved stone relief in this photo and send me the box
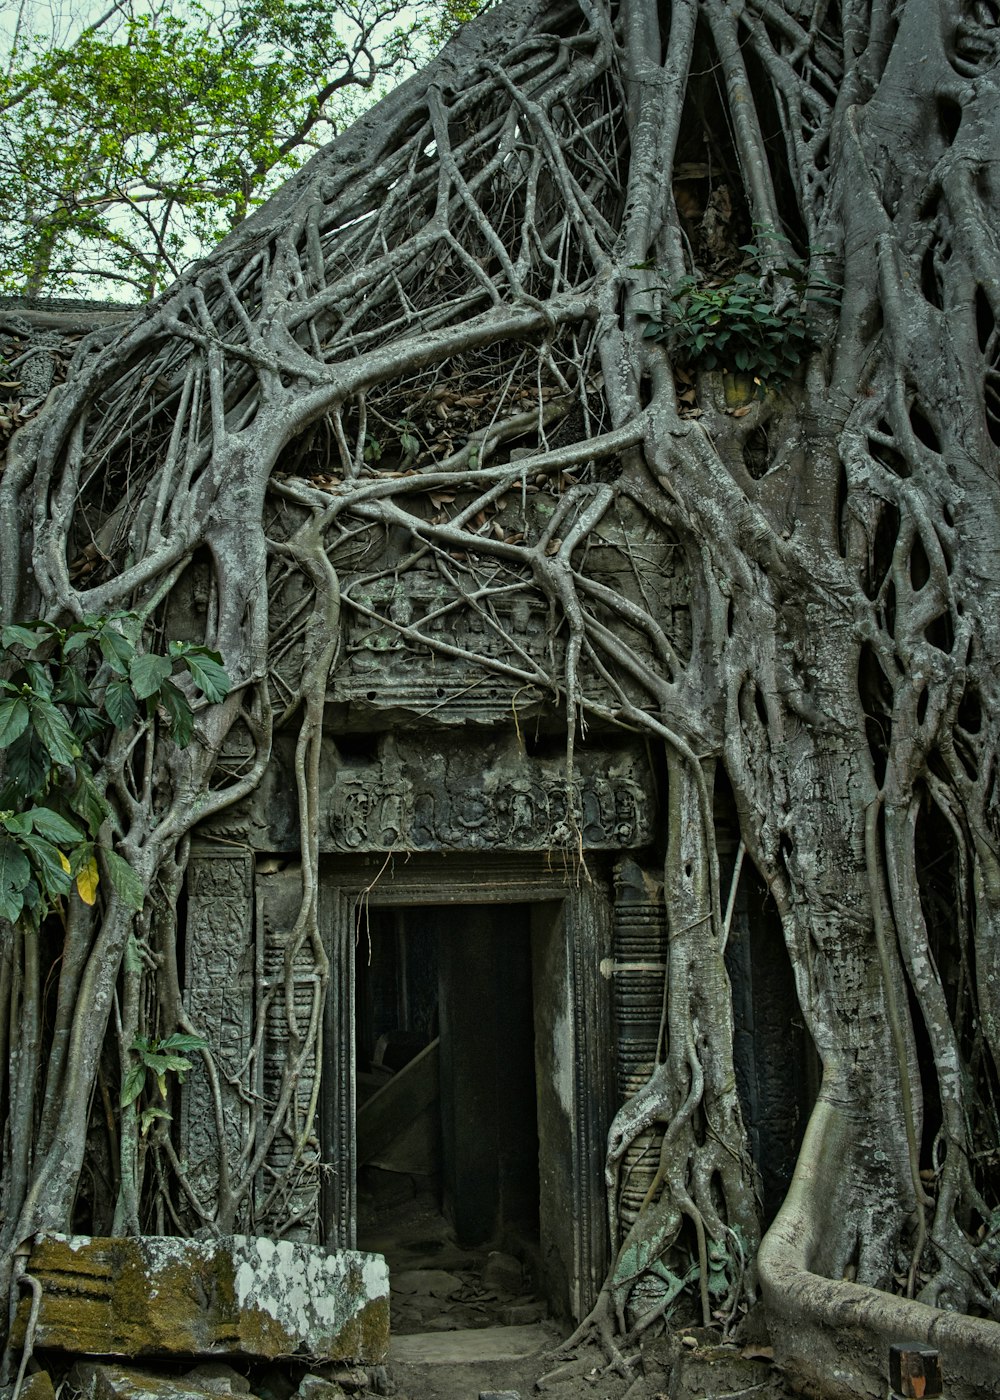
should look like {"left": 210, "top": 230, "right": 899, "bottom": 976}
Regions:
{"left": 254, "top": 864, "right": 322, "bottom": 1241}
{"left": 310, "top": 492, "right": 693, "bottom": 728}
{"left": 325, "top": 733, "right": 657, "bottom": 853}
{"left": 180, "top": 846, "right": 254, "bottom": 1220}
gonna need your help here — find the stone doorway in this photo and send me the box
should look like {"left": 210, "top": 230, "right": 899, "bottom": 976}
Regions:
{"left": 320, "top": 853, "right": 615, "bottom": 1325}
{"left": 355, "top": 902, "right": 545, "bottom": 1330}
{"left": 355, "top": 904, "right": 540, "bottom": 1243}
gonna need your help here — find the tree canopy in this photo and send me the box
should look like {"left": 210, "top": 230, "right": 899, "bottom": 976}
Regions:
{"left": 0, "top": 0, "right": 478, "bottom": 297}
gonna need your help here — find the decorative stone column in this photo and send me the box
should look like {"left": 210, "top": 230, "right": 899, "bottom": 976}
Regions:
{"left": 180, "top": 845, "right": 254, "bottom": 1221}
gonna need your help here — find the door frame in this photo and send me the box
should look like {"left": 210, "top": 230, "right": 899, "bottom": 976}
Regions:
{"left": 320, "top": 851, "right": 615, "bottom": 1321}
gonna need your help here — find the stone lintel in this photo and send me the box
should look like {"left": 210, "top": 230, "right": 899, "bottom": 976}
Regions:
{"left": 15, "top": 1234, "right": 388, "bottom": 1363}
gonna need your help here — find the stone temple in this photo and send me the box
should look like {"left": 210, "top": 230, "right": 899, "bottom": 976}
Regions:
{"left": 0, "top": 297, "right": 814, "bottom": 1371}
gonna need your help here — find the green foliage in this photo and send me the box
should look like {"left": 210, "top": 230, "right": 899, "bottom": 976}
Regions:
{"left": 121, "top": 1030, "right": 209, "bottom": 1134}
{"left": 0, "top": 0, "right": 486, "bottom": 297}
{"left": 638, "top": 241, "right": 840, "bottom": 389}
{"left": 0, "top": 613, "right": 231, "bottom": 927}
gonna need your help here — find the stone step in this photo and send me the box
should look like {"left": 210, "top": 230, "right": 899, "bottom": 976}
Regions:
{"left": 388, "top": 1324, "right": 554, "bottom": 1365}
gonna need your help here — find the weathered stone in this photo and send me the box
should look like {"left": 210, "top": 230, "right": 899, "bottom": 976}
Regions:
{"left": 180, "top": 848, "right": 254, "bottom": 1221}
{"left": 293, "top": 1377, "right": 344, "bottom": 1400}
{"left": 183, "top": 1366, "right": 250, "bottom": 1395}
{"left": 667, "top": 1345, "right": 783, "bottom": 1400}
{"left": 498, "top": 1301, "right": 547, "bottom": 1326}
{"left": 390, "top": 1269, "right": 461, "bottom": 1298}
{"left": 15, "top": 1373, "right": 56, "bottom": 1400}
{"left": 366, "top": 1366, "right": 393, "bottom": 1396}
{"left": 387, "top": 1324, "right": 550, "bottom": 1364}
{"left": 481, "top": 1252, "right": 522, "bottom": 1297}
{"left": 68, "top": 1363, "right": 251, "bottom": 1400}
{"left": 17, "top": 1235, "right": 389, "bottom": 1362}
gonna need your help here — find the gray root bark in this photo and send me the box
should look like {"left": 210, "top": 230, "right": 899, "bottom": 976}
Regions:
{"left": 1, "top": 0, "right": 999, "bottom": 1394}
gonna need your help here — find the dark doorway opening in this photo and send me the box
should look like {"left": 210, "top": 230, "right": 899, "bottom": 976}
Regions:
{"left": 354, "top": 903, "right": 545, "bottom": 1331}
{"left": 723, "top": 856, "right": 820, "bottom": 1226}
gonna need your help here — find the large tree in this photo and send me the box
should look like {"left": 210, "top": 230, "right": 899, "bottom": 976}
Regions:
{"left": 1, "top": 0, "right": 999, "bottom": 1395}
{"left": 0, "top": 0, "right": 467, "bottom": 297}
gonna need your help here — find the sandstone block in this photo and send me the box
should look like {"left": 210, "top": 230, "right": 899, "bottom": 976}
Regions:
{"left": 17, "top": 1235, "right": 388, "bottom": 1362}
{"left": 15, "top": 1373, "right": 56, "bottom": 1400}
{"left": 69, "top": 1363, "right": 249, "bottom": 1400}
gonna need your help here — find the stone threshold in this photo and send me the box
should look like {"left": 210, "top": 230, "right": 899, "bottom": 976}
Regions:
{"left": 388, "top": 1324, "right": 555, "bottom": 1364}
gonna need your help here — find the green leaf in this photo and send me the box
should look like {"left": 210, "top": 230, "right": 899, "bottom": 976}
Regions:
{"left": 159, "top": 1032, "right": 210, "bottom": 1052}
{"left": 26, "top": 807, "right": 83, "bottom": 844}
{"left": 2, "top": 730, "right": 49, "bottom": 800}
{"left": 0, "top": 697, "right": 30, "bottom": 747}
{"left": 68, "top": 770, "right": 109, "bottom": 835}
{"left": 103, "top": 848, "right": 144, "bottom": 912}
{"left": 120, "top": 1062, "right": 146, "bottom": 1108}
{"left": 98, "top": 627, "right": 135, "bottom": 676}
{"left": 23, "top": 660, "right": 53, "bottom": 697}
{"left": 62, "top": 627, "right": 95, "bottom": 656}
{"left": 140, "top": 1105, "right": 171, "bottom": 1135}
{"left": 129, "top": 652, "right": 172, "bottom": 701}
{"left": 54, "top": 665, "right": 93, "bottom": 706}
{"left": 105, "top": 677, "right": 138, "bottom": 729}
{"left": 73, "top": 706, "right": 106, "bottom": 742}
{"left": 158, "top": 681, "right": 193, "bottom": 748}
{"left": 141, "top": 1052, "right": 194, "bottom": 1075}
{"left": 0, "top": 833, "right": 33, "bottom": 922}
{"left": 1, "top": 624, "right": 46, "bottom": 650}
{"left": 29, "top": 697, "right": 80, "bottom": 765}
{"left": 181, "top": 651, "right": 231, "bottom": 704}
{"left": 22, "top": 833, "right": 73, "bottom": 897}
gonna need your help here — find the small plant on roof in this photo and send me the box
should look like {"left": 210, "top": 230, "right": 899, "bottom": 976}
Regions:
{"left": 637, "top": 237, "right": 840, "bottom": 391}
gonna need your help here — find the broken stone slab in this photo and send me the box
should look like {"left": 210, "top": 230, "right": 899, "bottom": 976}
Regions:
{"left": 9, "top": 1373, "right": 56, "bottom": 1400}
{"left": 292, "top": 1378, "right": 345, "bottom": 1400}
{"left": 183, "top": 1366, "right": 251, "bottom": 1395}
{"left": 388, "top": 1324, "right": 550, "bottom": 1365}
{"left": 69, "top": 1363, "right": 259, "bottom": 1400}
{"left": 481, "top": 1253, "right": 522, "bottom": 1297}
{"left": 498, "top": 1301, "right": 547, "bottom": 1326}
{"left": 389, "top": 1269, "right": 461, "bottom": 1298}
{"left": 16, "top": 1234, "right": 388, "bottom": 1363}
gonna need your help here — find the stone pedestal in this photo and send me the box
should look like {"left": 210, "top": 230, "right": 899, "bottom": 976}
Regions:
{"left": 14, "top": 1234, "right": 388, "bottom": 1362}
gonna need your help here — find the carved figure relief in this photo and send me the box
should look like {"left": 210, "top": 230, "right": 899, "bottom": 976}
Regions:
{"left": 325, "top": 734, "right": 656, "bottom": 852}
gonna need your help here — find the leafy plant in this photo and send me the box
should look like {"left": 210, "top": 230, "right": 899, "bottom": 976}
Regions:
{"left": 0, "top": 613, "right": 231, "bottom": 927}
{"left": 638, "top": 241, "right": 840, "bottom": 389}
{"left": 0, "top": 0, "right": 477, "bottom": 298}
{"left": 120, "top": 1031, "right": 210, "bottom": 1134}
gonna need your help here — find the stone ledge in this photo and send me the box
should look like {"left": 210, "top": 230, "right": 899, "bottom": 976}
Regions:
{"left": 14, "top": 1234, "right": 388, "bottom": 1363}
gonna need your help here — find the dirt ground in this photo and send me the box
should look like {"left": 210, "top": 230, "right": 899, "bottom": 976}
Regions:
{"left": 384, "top": 1323, "right": 796, "bottom": 1400}
{"left": 354, "top": 1190, "right": 799, "bottom": 1400}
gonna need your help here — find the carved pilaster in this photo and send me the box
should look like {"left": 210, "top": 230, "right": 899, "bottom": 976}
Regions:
{"left": 611, "top": 859, "right": 667, "bottom": 1231}
{"left": 180, "top": 846, "right": 254, "bottom": 1221}
{"left": 255, "top": 865, "right": 323, "bottom": 1241}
